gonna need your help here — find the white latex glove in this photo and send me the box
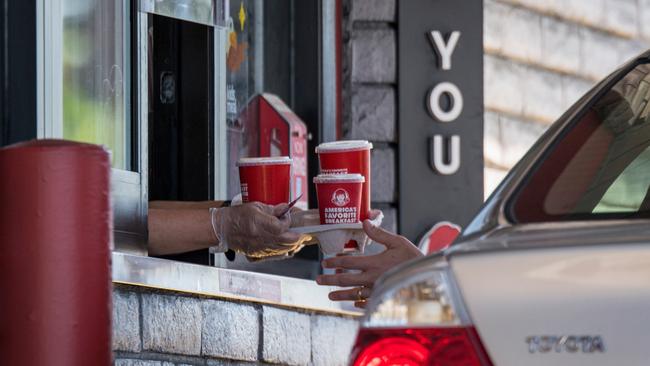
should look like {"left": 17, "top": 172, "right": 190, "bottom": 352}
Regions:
{"left": 289, "top": 209, "right": 320, "bottom": 228}
{"left": 210, "top": 202, "right": 303, "bottom": 258}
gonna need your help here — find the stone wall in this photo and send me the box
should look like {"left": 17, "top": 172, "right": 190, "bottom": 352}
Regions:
{"left": 112, "top": 286, "right": 359, "bottom": 366}
{"left": 342, "top": 0, "right": 397, "bottom": 235}
{"left": 484, "top": 0, "right": 650, "bottom": 195}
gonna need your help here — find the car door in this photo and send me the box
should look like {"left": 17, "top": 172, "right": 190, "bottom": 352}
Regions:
{"left": 452, "top": 60, "right": 650, "bottom": 366}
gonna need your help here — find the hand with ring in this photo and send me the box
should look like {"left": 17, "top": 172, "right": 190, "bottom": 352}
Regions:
{"left": 354, "top": 286, "right": 372, "bottom": 308}
{"left": 316, "top": 210, "right": 423, "bottom": 308}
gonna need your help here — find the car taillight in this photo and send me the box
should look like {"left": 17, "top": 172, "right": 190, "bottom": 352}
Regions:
{"left": 351, "top": 327, "right": 490, "bottom": 366}
{"left": 349, "top": 256, "right": 493, "bottom": 366}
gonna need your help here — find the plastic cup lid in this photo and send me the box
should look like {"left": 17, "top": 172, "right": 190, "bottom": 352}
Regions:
{"left": 237, "top": 156, "right": 292, "bottom": 166}
{"left": 315, "top": 140, "right": 373, "bottom": 153}
{"left": 313, "top": 173, "right": 365, "bottom": 184}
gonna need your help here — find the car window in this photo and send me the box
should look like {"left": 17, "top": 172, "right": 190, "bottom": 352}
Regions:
{"left": 593, "top": 146, "right": 650, "bottom": 213}
{"left": 510, "top": 62, "right": 650, "bottom": 222}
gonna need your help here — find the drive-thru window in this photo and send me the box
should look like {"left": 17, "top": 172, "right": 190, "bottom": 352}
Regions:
{"left": 1, "top": 0, "right": 347, "bottom": 311}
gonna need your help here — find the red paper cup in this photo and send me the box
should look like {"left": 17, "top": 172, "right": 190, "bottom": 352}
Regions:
{"left": 315, "top": 140, "right": 373, "bottom": 221}
{"left": 237, "top": 157, "right": 292, "bottom": 205}
{"left": 314, "top": 174, "right": 365, "bottom": 225}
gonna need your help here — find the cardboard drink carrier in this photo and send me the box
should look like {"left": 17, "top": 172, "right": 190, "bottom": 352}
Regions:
{"left": 290, "top": 173, "right": 383, "bottom": 255}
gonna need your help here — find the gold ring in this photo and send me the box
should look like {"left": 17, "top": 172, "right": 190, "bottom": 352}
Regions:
{"left": 356, "top": 286, "right": 366, "bottom": 302}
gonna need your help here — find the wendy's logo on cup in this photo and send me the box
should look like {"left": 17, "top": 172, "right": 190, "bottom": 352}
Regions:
{"left": 314, "top": 173, "right": 364, "bottom": 226}
{"left": 331, "top": 188, "right": 351, "bottom": 207}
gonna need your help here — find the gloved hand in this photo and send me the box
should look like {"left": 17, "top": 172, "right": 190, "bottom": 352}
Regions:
{"left": 210, "top": 202, "right": 304, "bottom": 258}
{"left": 289, "top": 209, "right": 320, "bottom": 228}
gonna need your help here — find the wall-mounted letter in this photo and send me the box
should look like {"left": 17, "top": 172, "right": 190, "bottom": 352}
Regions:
{"left": 428, "top": 31, "right": 461, "bottom": 70}
{"left": 430, "top": 134, "right": 460, "bottom": 175}
{"left": 427, "top": 82, "right": 463, "bottom": 122}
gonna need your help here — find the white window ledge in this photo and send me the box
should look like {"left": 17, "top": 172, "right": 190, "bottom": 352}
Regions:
{"left": 112, "top": 252, "right": 362, "bottom": 316}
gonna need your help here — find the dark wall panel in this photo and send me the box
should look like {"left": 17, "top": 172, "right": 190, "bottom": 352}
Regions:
{"left": 0, "top": 0, "right": 38, "bottom": 146}
{"left": 398, "top": 0, "right": 484, "bottom": 240}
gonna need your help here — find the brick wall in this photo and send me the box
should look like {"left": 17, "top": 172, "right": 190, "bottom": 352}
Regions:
{"left": 112, "top": 286, "right": 359, "bottom": 366}
{"left": 484, "top": 0, "right": 650, "bottom": 195}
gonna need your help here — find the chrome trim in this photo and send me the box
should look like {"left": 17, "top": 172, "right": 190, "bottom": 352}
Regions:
{"left": 321, "top": 0, "right": 337, "bottom": 142}
{"left": 253, "top": 0, "right": 264, "bottom": 94}
{"left": 38, "top": 0, "right": 64, "bottom": 138}
{"left": 213, "top": 24, "right": 228, "bottom": 200}
{"left": 215, "top": 0, "right": 228, "bottom": 27}
{"left": 137, "top": 9, "right": 150, "bottom": 253}
{"left": 139, "top": 0, "right": 221, "bottom": 27}
{"left": 108, "top": 9, "right": 151, "bottom": 256}
{"left": 526, "top": 335, "right": 606, "bottom": 354}
{"left": 112, "top": 252, "right": 363, "bottom": 316}
{"left": 36, "top": 0, "right": 44, "bottom": 137}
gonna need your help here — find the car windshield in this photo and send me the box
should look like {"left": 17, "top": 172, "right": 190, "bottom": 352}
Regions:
{"left": 510, "top": 61, "right": 650, "bottom": 223}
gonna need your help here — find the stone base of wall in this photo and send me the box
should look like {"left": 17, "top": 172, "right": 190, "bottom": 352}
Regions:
{"left": 113, "top": 285, "right": 359, "bottom": 366}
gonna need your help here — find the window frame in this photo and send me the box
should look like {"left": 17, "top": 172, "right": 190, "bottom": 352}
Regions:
{"left": 0, "top": 1, "right": 38, "bottom": 146}
{"left": 506, "top": 59, "right": 650, "bottom": 224}
{"left": 37, "top": 0, "right": 231, "bottom": 257}
{"left": 140, "top": 0, "right": 230, "bottom": 203}
{"left": 34, "top": 0, "right": 339, "bottom": 280}
{"left": 37, "top": 0, "right": 149, "bottom": 255}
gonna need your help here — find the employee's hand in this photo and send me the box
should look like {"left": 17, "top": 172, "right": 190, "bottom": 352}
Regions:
{"left": 316, "top": 216, "right": 424, "bottom": 308}
{"left": 212, "top": 202, "right": 303, "bottom": 258}
{"left": 289, "top": 208, "right": 320, "bottom": 228}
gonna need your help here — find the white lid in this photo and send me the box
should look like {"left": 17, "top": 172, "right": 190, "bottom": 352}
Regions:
{"left": 313, "top": 173, "right": 365, "bottom": 184}
{"left": 236, "top": 156, "right": 292, "bottom": 166}
{"left": 315, "top": 140, "right": 373, "bottom": 153}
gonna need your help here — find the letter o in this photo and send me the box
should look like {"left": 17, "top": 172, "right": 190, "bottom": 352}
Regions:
{"left": 427, "top": 82, "right": 463, "bottom": 122}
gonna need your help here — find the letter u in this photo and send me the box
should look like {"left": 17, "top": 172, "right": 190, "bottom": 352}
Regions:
{"left": 430, "top": 135, "right": 460, "bottom": 175}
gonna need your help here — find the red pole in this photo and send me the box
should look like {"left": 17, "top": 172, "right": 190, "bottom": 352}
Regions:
{"left": 0, "top": 140, "right": 112, "bottom": 366}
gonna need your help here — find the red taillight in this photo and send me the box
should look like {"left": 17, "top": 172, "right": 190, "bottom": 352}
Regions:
{"left": 350, "top": 326, "right": 493, "bottom": 366}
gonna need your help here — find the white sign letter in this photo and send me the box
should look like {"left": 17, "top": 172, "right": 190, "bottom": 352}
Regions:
{"left": 427, "top": 82, "right": 463, "bottom": 122}
{"left": 428, "top": 31, "right": 461, "bottom": 70}
{"left": 430, "top": 135, "right": 461, "bottom": 175}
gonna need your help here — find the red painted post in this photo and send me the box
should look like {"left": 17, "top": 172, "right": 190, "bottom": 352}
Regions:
{"left": 0, "top": 140, "right": 112, "bottom": 365}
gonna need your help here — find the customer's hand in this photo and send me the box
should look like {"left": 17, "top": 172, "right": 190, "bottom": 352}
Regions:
{"left": 316, "top": 217, "right": 423, "bottom": 308}
{"left": 212, "top": 202, "right": 303, "bottom": 258}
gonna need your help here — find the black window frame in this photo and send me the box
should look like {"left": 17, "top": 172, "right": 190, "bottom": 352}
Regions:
{"left": 0, "top": 0, "right": 38, "bottom": 146}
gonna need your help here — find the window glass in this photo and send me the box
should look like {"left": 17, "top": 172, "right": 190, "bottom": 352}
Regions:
{"left": 62, "top": 0, "right": 131, "bottom": 170}
{"left": 511, "top": 62, "right": 650, "bottom": 222}
{"left": 593, "top": 147, "right": 650, "bottom": 213}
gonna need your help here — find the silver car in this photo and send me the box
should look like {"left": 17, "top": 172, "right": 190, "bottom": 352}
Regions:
{"left": 349, "top": 51, "right": 650, "bottom": 365}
